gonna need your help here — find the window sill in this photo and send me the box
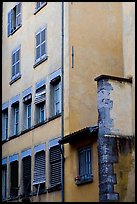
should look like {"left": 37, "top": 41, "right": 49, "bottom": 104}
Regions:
{"left": 75, "top": 175, "right": 93, "bottom": 186}
{"left": 47, "top": 183, "right": 61, "bottom": 193}
{"left": 8, "top": 24, "right": 22, "bottom": 37}
{"left": 9, "top": 74, "right": 21, "bottom": 85}
{"left": 33, "top": 56, "right": 48, "bottom": 69}
{"left": 48, "top": 113, "right": 61, "bottom": 122}
{"left": 34, "top": 3, "right": 47, "bottom": 15}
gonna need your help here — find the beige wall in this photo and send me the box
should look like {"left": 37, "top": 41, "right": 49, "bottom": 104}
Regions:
{"left": 68, "top": 2, "right": 124, "bottom": 134}
{"left": 122, "top": 2, "right": 135, "bottom": 136}
{"left": 63, "top": 2, "right": 124, "bottom": 202}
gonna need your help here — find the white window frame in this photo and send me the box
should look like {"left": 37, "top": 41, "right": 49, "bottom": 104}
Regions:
{"left": 14, "top": 106, "right": 19, "bottom": 135}
{"left": 2, "top": 109, "right": 8, "bottom": 141}
{"left": 27, "top": 103, "right": 31, "bottom": 129}
{"left": 54, "top": 82, "right": 61, "bottom": 115}
{"left": 35, "top": 27, "right": 47, "bottom": 63}
{"left": 11, "top": 47, "right": 20, "bottom": 80}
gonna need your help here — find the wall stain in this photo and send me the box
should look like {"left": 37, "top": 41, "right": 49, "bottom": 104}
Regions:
{"left": 114, "top": 137, "right": 135, "bottom": 202}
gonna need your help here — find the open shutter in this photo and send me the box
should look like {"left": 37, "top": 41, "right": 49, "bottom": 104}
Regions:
{"left": 8, "top": 11, "right": 12, "bottom": 36}
{"left": 49, "top": 145, "right": 61, "bottom": 187}
{"left": 33, "top": 151, "right": 46, "bottom": 185}
{"left": 35, "top": 86, "right": 46, "bottom": 104}
{"left": 16, "top": 3, "right": 21, "bottom": 27}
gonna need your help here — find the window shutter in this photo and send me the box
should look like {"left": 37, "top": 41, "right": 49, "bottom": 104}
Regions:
{"left": 23, "top": 156, "right": 31, "bottom": 195}
{"left": 49, "top": 145, "right": 61, "bottom": 187}
{"left": 16, "top": 3, "right": 21, "bottom": 27}
{"left": 8, "top": 11, "right": 12, "bottom": 36}
{"left": 35, "top": 87, "right": 46, "bottom": 104}
{"left": 33, "top": 151, "right": 46, "bottom": 185}
{"left": 2, "top": 167, "right": 7, "bottom": 200}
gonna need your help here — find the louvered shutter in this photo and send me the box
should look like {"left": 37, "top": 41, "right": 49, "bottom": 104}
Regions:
{"left": 35, "top": 87, "right": 46, "bottom": 104}
{"left": 8, "top": 11, "right": 12, "bottom": 36}
{"left": 23, "top": 156, "right": 31, "bottom": 195}
{"left": 49, "top": 145, "right": 61, "bottom": 187}
{"left": 33, "top": 151, "right": 46, "bottom": 185}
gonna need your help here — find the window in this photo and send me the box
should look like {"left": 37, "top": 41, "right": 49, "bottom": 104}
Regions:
{"left": 34, "top": 82, "right": 46, "bottom": 124}
{"left": 8, "top": 2, "right": 22, "bottom": 36}
{"left": 49, "top": 143, "right": 61, "bottom": 187}
{"left": 35, "top": 28, "right": 47, "bottom": 63}
{"left": 2, "top": 158, "right": 7, "bottom": 201}
{"left": 36, "top": 2, "right": 47, "bottom": 10}
{"left": 10, "top": 102, "right": 19, "bottom": 136}
{"left": 27, "top": 104, "right": 32, "bottom": 129}
{"left": 10, "top": 155, "right": 19, "bottom": 198}
{"left": 33, "top": 144, "right": 46, "bottom": 193}
{"left": 10, "top": 95, "right": 20, "bottom": 137}
{"left": 2, "top": 108, "right": 8, "bottom": 141}
{"left": 11, "top": 48, "right": 20, "bottom": 80}
{"left": 76, "top": 147, "right": 93, "bottom": 185}
{"left": 22, "top": 88, "right": 32, "bottom": 130}
{"left": 50, "top": 76, "right": 61, "bottom": 117}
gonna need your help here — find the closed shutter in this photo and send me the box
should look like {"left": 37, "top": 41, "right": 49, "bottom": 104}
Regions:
{"left": 49, "top": 145, "right": 61, "bottom": 187}
{"left": 33, "top": 151, "right": 46, "bottom": 185}
{"left": 23, "top": 156, "right": 31, "bottom": 195}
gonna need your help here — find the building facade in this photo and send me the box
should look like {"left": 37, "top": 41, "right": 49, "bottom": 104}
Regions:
{"left": 2, "top": 2, "right": 135, "bottom": 202}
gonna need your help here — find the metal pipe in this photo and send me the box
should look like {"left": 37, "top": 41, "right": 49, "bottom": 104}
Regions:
{"left": 61, "top": 2, "right": 64, "bottom": 203}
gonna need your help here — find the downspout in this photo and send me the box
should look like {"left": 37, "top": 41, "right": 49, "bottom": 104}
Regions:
{"left": 61, "top": 1, "right": 64, "bottom": 203}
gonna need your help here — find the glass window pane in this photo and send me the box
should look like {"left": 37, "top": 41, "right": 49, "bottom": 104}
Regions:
{"left": 41, "top": 29, "right": 45, "bottom": 43}
{"left": 36, "top": 46, "right": 40, "bottom": 60}
{"left": 28, "top": 118, "right": 31, "bottom": 129}
{"left": 15, "top": 62, "right": 19, "bottom": 74}
{"left": 28, "top": 104, "right": 31, "bottom": 117}
{"left": 12, "top": 53, "right": 16, "bottom": 65}
{"left": 36, "top": 2, "right": 40, "bottom": 9}
{"left": 12, "top": 65, "right": 15, "bottom": 77}
{"left": 36, "top": 33, "right": 40, "bottom": 46}
{"left": 41, "top": 43, "right": 46, "bottom": 56}
{"left": 16, "top": 50, "right": 20, "bottom": 62}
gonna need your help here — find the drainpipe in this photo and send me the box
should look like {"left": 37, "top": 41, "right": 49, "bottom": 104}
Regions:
{"left": 61, "top": 2, "right": 64, "bottom": 203}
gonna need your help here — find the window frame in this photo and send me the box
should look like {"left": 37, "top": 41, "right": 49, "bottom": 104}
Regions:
{"left": 8, "top": 2, "right": 22, "bottom": 37}
{"left": 75, "top": 146, "right": 93, "bottom": 185}
{"left": 27, "top": 103, "right": 32, "bottom": 129}
{"left": 53, "top": 82, "right": 61, "bottom": 115}
{"left": 34, "top": 2, "right": 47, "bottom": 14}
{"left": 35, "top": 27, "right": 47, "bottom": 64}
{"left": 2, "top": 108, "right": 8, "bottom": 141}
{"left": 14, "top": 106, "right": 19, "bottom": 135}
{"left": 11, "top": 47, "right": 21, "bottom": 81}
